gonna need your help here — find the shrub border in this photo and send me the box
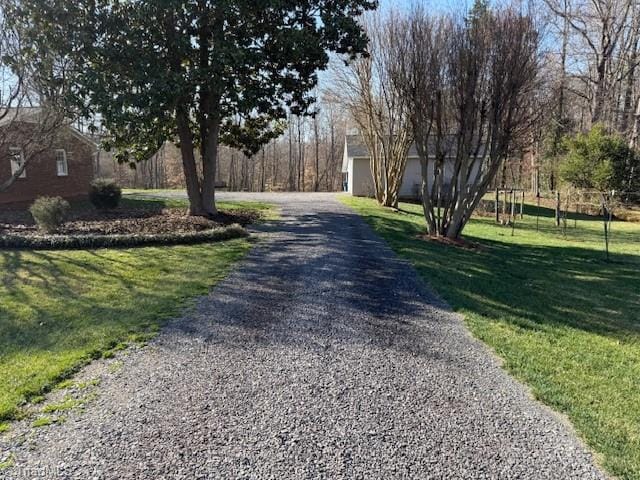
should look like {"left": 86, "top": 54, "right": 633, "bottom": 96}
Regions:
{"left": 0, "top": 223, "right": 248, "bottom": 250}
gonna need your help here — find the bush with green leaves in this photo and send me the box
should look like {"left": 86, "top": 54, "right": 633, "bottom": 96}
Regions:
{"left": 89, "top": 179, "right": 122, "bottom": 210}
{"left": 560, "top": 125, "right": 639, "bottom": 193}
{"left": 29, "top": 196, "right": 70, "bottom": 233}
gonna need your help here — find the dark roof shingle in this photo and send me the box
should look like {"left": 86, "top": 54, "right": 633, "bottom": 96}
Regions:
{"left": 345, "top": 134, "right": 486, "bottom": 159}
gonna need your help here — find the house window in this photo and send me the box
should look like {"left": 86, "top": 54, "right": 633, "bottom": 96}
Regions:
{"left": 55, "top": 149, "right": 68, "bottom": 176}
{"left": 9, "top": 147, "right": 26, "bottom": 178}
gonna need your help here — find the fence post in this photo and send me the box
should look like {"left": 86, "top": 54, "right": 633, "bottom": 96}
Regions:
{"left": 555, "top": 191, "right": 561, "bottom": 227}
{"left": 495, "top": 187, "right": 500, "bottom": 223}
{"left": 511, "top": 190, "right": 516, "bottom": 236}
{"left": 603, "top": 205, "right": 610, "bottom": 261}
{"left": 503, "top": 189, "right": 508, "bottom": 224}
{"left": 510, "top": 190, "right": 516, "bottom": 221}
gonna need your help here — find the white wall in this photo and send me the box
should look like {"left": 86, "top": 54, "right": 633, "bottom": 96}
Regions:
{"left": 350, "top": 157, "right": 375, "bottom": 197}
{"left": 399, "top": 158, "right": 422, "bottom": 198}
{"left": 348, "top": 156, "right": 421, "bottom": 199}
{"left": 347, "top": 155, "right": 479, "bottom": 199}
{"left": 400, "top": 157, "right": 480, "bottom": 199}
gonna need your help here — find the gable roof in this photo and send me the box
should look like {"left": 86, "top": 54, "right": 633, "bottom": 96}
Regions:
{"left": 0, "top": 107, "right": 97, "bottom": 150}
{"left": 0, "top": 107, "right": 45, "bottom": 126}
{"left": 345, "top": 134, "right": 420, "bottom": 159}
{"left": 343, "top": 133, "right": 488, "bottom": 164}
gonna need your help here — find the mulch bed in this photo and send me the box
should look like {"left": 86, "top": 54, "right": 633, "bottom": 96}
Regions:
{"left": 0, "top": 207, "right": 260, "bottom": 237}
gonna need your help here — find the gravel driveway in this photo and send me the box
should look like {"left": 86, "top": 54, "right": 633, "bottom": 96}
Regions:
{"left": 2, "top": 192, "right": 606, "bottom": 479}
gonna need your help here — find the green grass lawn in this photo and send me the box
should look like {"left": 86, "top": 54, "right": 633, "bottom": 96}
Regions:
{"left": 0, "top": 197, "right": 271, "bottom": 428}
{"left": 122, "top": 191, "right": 278, "bottom": 221}
{"left": 341, "top": 195, "right": 640, "bottom": 480}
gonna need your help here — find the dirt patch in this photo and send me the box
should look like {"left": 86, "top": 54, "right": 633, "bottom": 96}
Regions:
{"left": 0, "top": 207, "right": 260, "bottom": 237}
{"left": 415, "top": 233, "right": 485, "bottom": 251}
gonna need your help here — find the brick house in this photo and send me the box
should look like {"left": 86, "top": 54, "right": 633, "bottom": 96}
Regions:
{"left": 0, "top": 109, "right": 97, "bottom": 205}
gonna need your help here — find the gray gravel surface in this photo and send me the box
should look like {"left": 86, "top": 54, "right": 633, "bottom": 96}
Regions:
{"left": 2, "top": 193, "right": 606, "bottom": 479}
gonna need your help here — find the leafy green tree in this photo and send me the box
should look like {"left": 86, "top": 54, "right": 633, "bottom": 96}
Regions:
{"left": 560, "top": 125, "right": 639, "bottom": 193}
{"left": 467, "top": 0, "right": 490, "bottom": 25}
{"left": 539, "top": 115, "right": 575, "bottom": 191}
{"left": 6, "top": 0, "right": 376, "bottom": 215}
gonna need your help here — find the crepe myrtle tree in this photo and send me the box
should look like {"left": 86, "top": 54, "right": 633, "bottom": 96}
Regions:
{"left": 8, "top": 0, "right": 376, "bottom": 216}
{"left": 391, "top": 4, "right": 540, "bottom": 239}
{"left": 332, "top": 12, "right": 413, "bottom": 208}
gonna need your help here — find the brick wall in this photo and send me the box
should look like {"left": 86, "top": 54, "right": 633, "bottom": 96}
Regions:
{"left": 0, "top": 125, "right": 95, "bottom": 206}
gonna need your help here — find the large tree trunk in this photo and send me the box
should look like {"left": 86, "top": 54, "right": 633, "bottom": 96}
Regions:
{"left": 592, "top": 58, "right": 608, "bottom": 125}
{"left": 200, "top": 124, "right": 219, "bottom": 216}
{"left": 176, "top": 106, "right": 209, "bottom": 216}
{"left": 313, "top": 116, "right": 320, "bottom": 192}
{"left": 621, "top": 12, "right": 639, "bottom": 136}
{"left": 396, "top": 8, "right": 538, "bottom": 240}
{"left": 629, "top": 96, "right": 640, "bottom": 149}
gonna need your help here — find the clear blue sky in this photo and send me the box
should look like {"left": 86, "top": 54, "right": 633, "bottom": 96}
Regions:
{"left": 318, "top": 0, "right": 479, "bottom": 91}
{"left": 377, "top": 0, "right": 478, "bottom": 14}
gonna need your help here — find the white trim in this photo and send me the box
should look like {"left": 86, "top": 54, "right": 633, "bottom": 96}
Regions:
{"left": 341, "top": 136, "right": 349, "bottom": 173}
{"left": 9, "top": 147, "right": 26, "bottom": 178}
{"left": 346, "top": 154, "right": 458, "bottom": 162}
{"left": 55, "top": 149, "right": 69, "bottom": 176}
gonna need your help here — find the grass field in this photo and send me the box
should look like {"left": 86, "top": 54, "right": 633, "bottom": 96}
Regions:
{"left": 341, "top": 195, "right": 640, "bottom": 480}
{"left": 0, "top": 197, "right": 272, "bottom": 429}
{"left": 122, "top": 190, "right": 279, "bottom": 221}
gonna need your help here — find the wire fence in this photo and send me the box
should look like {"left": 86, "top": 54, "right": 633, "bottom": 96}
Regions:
{"left": 477, "top": 188, "right": 640, "bottom": 260}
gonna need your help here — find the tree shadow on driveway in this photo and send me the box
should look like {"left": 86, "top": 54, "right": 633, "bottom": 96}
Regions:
{"left": 165, "top": 207, "right": 459, "bottom": 363}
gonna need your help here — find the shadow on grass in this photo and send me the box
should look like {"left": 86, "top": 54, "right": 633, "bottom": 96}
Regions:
{"left": 0, "top": 240, "right": 248, "bottom": 421}
{"left": 358, "top": 209, "right": 640, "bottom": 342}
{"left": 0, "top": 248, "right": 176, "bottom": 356}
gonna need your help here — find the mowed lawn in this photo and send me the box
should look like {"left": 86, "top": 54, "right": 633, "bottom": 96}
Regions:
{"left": 0, "top": 198, "right": 271, "bottom": 429}
{"left": 341, "top": 195, "right": 640, "bottom": 480}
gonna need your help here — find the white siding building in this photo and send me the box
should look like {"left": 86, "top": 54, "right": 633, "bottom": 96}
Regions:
{"left": 341, "top": 135, "right": 482, "bottom": 199}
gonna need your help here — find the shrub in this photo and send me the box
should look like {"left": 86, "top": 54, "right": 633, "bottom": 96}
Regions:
{"left": 560, "top": 125, "right": 640, "bottom": 193}
{"left": 29, "top": 196, "right": 70, "bottom": 233}
{"left": 89, "top": 179, "right": 122, "bottom": 210}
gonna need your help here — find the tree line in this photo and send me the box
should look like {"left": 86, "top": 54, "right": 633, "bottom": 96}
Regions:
{"left": 2, "top": 0, "right": 375, "bottom": 215}
{"left": 96, "top": 108, "right": 347, "bottom": 194}
{"left": 537, "top": 0, "right": 640, "bottom": 193}
{"left": 331, "top": 2, "right": 540, "bottom": 238}
{"left": 2, "top": 0, "right": 639, "bottom": 240}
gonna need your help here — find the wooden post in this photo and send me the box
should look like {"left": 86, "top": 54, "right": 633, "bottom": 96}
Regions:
{"left": 536, "top": 192, "right": 540, "bottom": 231}
{"left": 511, "top": 190, "right": 516, "bottom": 236}
{"left": 495, "top": 187, "right": 500, "bottom": 223}
{"left": 520, "top": 190, "right": 525, "bottom": 219}
{"left": 601, "top": 193, "right": 611, "bottom": 261}
{"left": 510, "top": 190, "right": 515, "bottom": 220}
{"left": 603, "top": 205, "right": 610, "bottom": 261}
{"left": 555, "top": 191, "right": 561, "bottom": 227}
{"left": 503, "top": 189, "right": 508, "bottom": 224}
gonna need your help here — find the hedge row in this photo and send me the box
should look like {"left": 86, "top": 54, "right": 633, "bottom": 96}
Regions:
{"left": 0, "top": 224, "right": 248, "bottom": 250}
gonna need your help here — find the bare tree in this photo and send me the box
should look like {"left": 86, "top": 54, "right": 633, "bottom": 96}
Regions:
{"left": 296, "top": 115, "right": 305, "bottom": 191}
{"left": 0, "top": 8, "right": 69, "bottom": 193}
{"left": 287, "top": 117, "right": 295, "bottom": 190}
{"left": 544, "top": 0, "right": 634, "bottom": 126}
{"left": 332, "top": 12, "right": 413, "bottom": 207}
{"left": 393, "top": 5, "right": 540, "bottom": 239}
{"left": 318, "top": 92, "right": 348, "bottom": 191}
{"left": 312, "top": 112, "right": 320, "bottom": 192}
{"left": 155, "top": 101, "right": 347, "bottom": 194}
{"left": 630, "top": 94, "right": 640, "bottom": 149}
